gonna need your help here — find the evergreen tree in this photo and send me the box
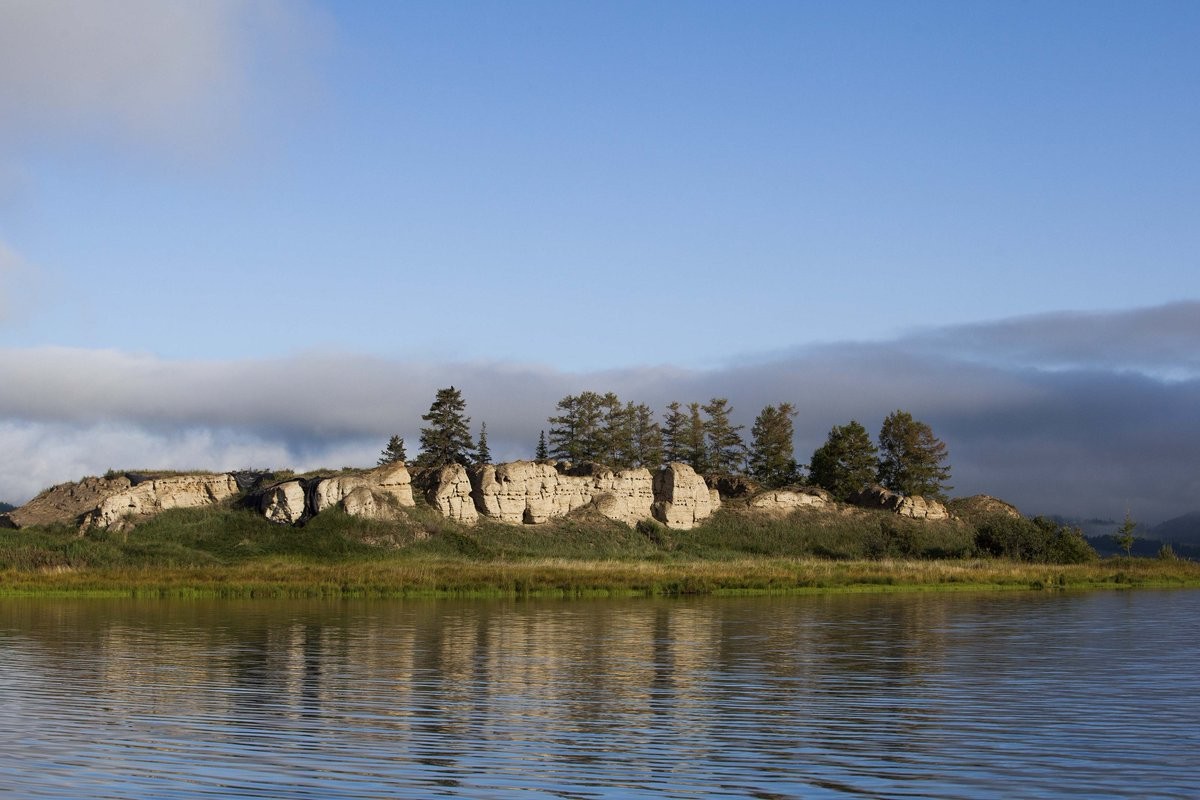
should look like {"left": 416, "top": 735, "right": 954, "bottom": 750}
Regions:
{"left": 629, "top": 403, "right": 664, "bottom": 468}
{"left": 748, "top": 403, "right": 799, "bottom": 488}
{"left": 377, "top": 434, "right": 407, "bottom": 466}
{"left": 609, "top": 400, "right": 638, "bottom": 470}
{"left": 876, "top": 410, "right": 952, "bottom": 499}
{"left": 416, "top": 386, "right": 476, "bottom": 469}
{"left": 809, "top": 420, "right": 878, "bottom": 501}
{"left": 476, "top": 421, "right": 492, "bottom": 465}
{"left": 548, "top": 391, "right": 606, "bottom": 462}
{"left": 685, "top": 402, "right": 709, "bottom": 472}
{"left": 702, "top": 397, "right": 746, "bottom": 475}
{"left": 600, "top": 392, "right": 629, "bottom": 466}
{"left": 661, "top": 401, "right": 688, "bottom": 463}
{"left": 535, "top": 430, "right": 549, "bottom": 460}
{"left": 1115, "top": 512, "right": 1137, "bottom": 557}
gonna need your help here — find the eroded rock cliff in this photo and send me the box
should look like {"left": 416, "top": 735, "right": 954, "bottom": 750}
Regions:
{"left": 652, "top": 463, "right": 721, "bottom": 530}
{"left": 849, "top": 484, "right": 949, "bottom": 521}
{"left": 93, "top": 474, "right": 240, "bottom": 530}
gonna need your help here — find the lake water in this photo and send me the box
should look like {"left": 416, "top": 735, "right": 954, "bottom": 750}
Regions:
{"left": 0, "top": 590, "right": 1197, "bottom": 799}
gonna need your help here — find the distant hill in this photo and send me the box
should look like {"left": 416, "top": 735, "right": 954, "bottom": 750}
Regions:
{"left": 1086, "top": 534, "right": 1200, "bottom": 560}
{"left": 1149, "top": 512, "right": 1200, "bottom": 546}
{"left": 0, "top": 501, "right": 14, "bottom": 513}
{"left": 1046, "top": 515, "right": 1118, "bottom": 539}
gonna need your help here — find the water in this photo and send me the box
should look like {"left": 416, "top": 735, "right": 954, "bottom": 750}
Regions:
{"left": 0, "top": 590, "right": 1197, "bottom": 798}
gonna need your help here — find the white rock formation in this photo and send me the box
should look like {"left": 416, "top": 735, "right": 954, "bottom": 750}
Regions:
{"left": 850, "top": 484, "right": 949, "bottom": 521}
{"left": 342, "top": 485, "right": 380, "bottom": 519}
{"left": 428, "top": 464, "right": 478, "bottom": 525}
{"left": 311, "top": 463, "right": 416, "bottom": 519}
{"left": 748, "top": 488, "right": 831, "bottom": 513}
{"left": 96, "top": 474, "right": 240, "bottom": 529}
{"left": 591, "top": 468, "right": 655, "bottom": 525}
{"left": 895, "top": 495, "right": 949, "bottom": 521}
{"left": 370, "top": 461, "right": 416, "bottom": 508}
{"left": 261, "top": 480, "right": 307, "bottom": 525}
{"left": 468, "top": 461, "right": 655, "bottom": 526}
{"left": 652, "top": 463, "right": 720, "bottom": 530}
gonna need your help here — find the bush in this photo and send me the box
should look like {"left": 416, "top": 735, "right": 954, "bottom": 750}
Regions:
{"left": 975, "top": 514, "right": 1096, "bottom": 564}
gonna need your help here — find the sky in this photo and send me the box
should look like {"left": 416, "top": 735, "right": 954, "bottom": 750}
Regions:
{"left": 1, "top": 1, "right": 1198, "bottom": 524}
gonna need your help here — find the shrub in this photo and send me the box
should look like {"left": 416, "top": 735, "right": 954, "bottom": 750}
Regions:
{"left": 975, "top": 514, "right": 1096, "bottom": 564}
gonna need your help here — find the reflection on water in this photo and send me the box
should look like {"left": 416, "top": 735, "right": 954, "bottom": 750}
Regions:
{"left": 1, "top": 591, "right": 1197, "bottom": 798}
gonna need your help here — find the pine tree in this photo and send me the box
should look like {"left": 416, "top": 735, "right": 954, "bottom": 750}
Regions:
{"left": 535, "top": 430, "right": 549, "bottom": 460}
{"left": 1115, "top": 512, "right": 1137, "bottom": 557}
{"left": 748, "top": 403, "right": 799, "bottom": 488}
{"left": 601, "top": 393, "right": 631, "bottom": 466}
{"left": 415, "top": 386, "right": 476, "bottom": 469}
{"left": 685, "top": 402, "right": 708, "bottom": 473}
{"left": 876, "top": 410, "right": 952, "bottom": 499}
{"left": 702, "top": 397, "right": 746, "bottom": 475}
{"left": 809, "top": 420, "right": 878, "bottom": 501}
{"left": 548, "top": 391, "right": 607, "bottom": 463}
{"left": 629, "top": 403, "right": 663, "bottom": 469}
{"left": 661, "top": 401, "right": 688, "bottom": 463}
{"left": 378, "top": 434, "right": 407, "bottom": 466}
{"left": 476, "top": 421, "right": 492, "bottom": 465}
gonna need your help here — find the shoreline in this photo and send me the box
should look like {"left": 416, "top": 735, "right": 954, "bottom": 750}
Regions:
{"left": 4, "top": 556, "right": 1198, "bottom": 600}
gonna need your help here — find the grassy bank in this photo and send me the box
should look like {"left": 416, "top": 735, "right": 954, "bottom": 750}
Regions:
{"left": 2, "top": 504, "right": 1198, "bottom": 598}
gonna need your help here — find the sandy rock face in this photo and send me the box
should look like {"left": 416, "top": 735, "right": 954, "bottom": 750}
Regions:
{"left": 4, "top": 475, "right": 134, "bottom": 529}
{"left": 652, "top": 463, "right": 720, "bottom": 530}
{"left": 591, "top": 468, "right": 655, "bottom": 526}
{"left": 369, "top": 462, "right": 416, "bottom": 508}
{"left": 895, "top": 495, "right": 949, "bottom": 520}
{"left": 96, "top": 474, "right": 239, "bottom": 529}
{"left": 295, "top": 463, "right": 418, "bottom": 522}
{"left": 748, "top": 488, "right": 831, "bottom": 514}
{"left": 850, "top": 484, "right": 949, "bottom": 520}
{"left": 261, "top": 480, "right": 308, "bottom": 525}
{"left": 342, "top": 486, "right": 380, "bottom": 519}
{"left": 428, "top": 464, "right": 478, "bottom": 525}
{"left": 469, "top": 461, "right": 655, "bottom": 526}
{"left": 473, "top": 461, "right": 574, "bottom": 523}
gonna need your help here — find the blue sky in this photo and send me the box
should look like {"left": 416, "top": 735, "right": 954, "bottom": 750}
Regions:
{"left": 2, "top": 1, "right": 1198, "bottom": 523}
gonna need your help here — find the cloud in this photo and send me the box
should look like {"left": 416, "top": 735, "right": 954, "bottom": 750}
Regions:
{"left": 903, "top": 301, "right": 1200, "bottom": 380}
{"left": 2, "top": 303, "right": 1199, "bottom": 524}
{"left": 0, "top": 0, "right": 325, "bottom": 157}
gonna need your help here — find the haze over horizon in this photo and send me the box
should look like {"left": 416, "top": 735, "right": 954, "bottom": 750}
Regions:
{"left": 2, "top": 2, "right": 1198, "bottom": 525}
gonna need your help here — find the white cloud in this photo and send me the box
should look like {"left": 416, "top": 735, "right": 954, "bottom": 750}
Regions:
{"left": 0, "top": 0, "right": 325, "bottom": 157}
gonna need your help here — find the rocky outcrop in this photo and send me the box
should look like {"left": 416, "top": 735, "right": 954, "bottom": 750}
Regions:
{"left": 591, "top": 467, "right": 655, "bottom": 526}
{"left": 93, "top": 474, "right": 240, "bottom": 530}
{"left": 260, "top": 463, "right": 418, "bottom": 525}
{"left": 427, "top": 464, "right": 478, "bottom": 525}
{"left": 260, "top": 480, "right": 308, "bottom": 525}
{"left": 849, "top": 484, "right": 949, "bottom": 521}
{"left": 748, "top": 487, "right": 832, "bottom": 514}
{"left": 312, "top": 463, "right": 415, "bottom": 516}
{"left": 652, "top": 463, "right": 720, "bottom": 530}
{"left": 948, "top": 494, "right": 1022, "bottom": 521}
{"left": 4, "top": 475, "right": 134, "bottom": 529}
{"left": 342, "top": 485, "right": 381, "bottom": 519}
{"left": 467, "top": 461, "right": 655, "bottom": 526}
{"left": 472, "top": 461, "right": 588, "bottom": 523}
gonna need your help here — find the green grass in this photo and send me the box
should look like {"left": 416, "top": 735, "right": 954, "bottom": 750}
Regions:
{"left": 1, "top": 502, "right": 1197, "bottom": 599}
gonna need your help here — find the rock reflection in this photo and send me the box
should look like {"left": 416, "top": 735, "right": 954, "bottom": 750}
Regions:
{"left": 0, "top": 591, "right": 1197, "bottom": 798}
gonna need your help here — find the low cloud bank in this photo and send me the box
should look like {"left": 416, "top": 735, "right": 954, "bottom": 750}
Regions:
{"left": 2, "top": 302, "right": 1198, "bottom": 524}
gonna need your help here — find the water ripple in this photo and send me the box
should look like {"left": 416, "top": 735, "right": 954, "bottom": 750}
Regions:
{"left": 1, "top": 591, "right": 1198, "bottom": 798}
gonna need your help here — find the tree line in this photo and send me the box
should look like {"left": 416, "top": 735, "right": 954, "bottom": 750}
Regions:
{"left": 382, "top": 387, "right": 953, "bottom": 500}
